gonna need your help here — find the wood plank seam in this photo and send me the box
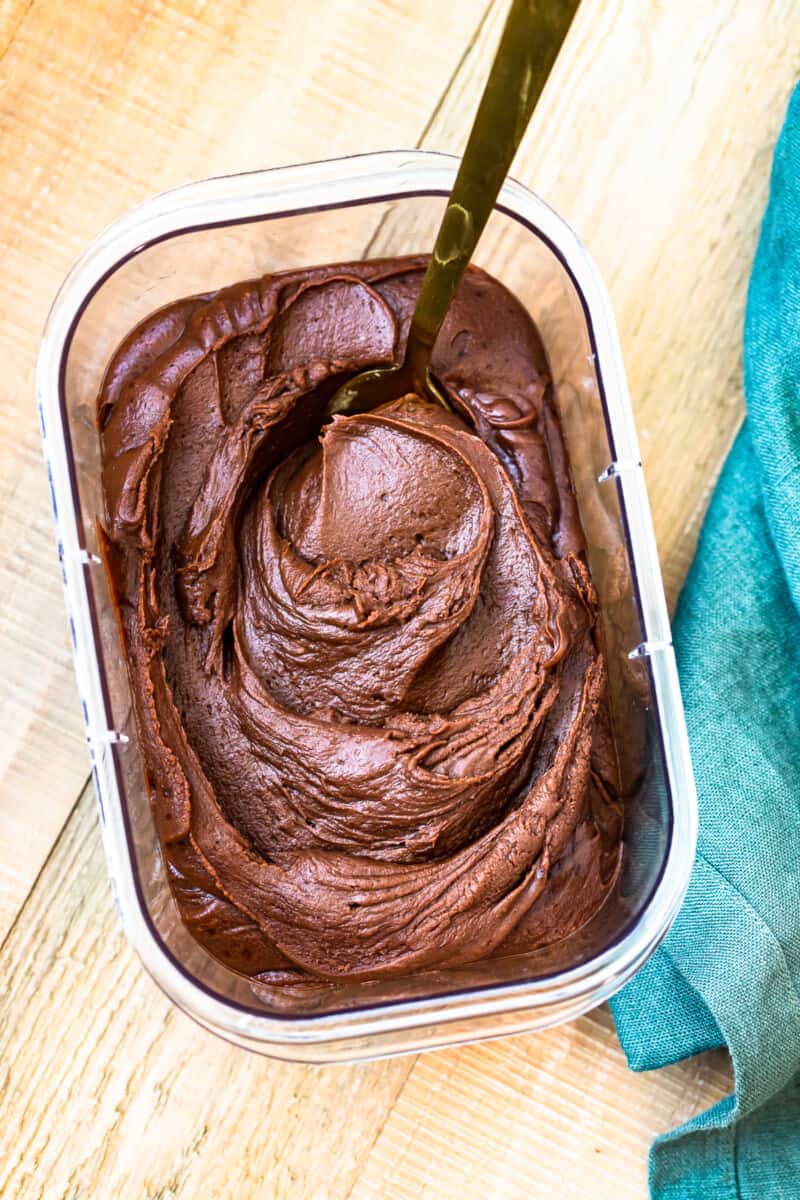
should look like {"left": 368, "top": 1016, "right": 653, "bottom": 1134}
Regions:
{"left": 409, "top": 0, "right": 498, "bottom": 147}
{"left": 0, "top": 770, "right": 89, "bottom": 963}
{"left": 361, "top": 0, "right": 498, "bottom": 258}
{"left": 0, "top": 0, "right": 34, "bottom": 64}
{"left": 340, "top": 1053, "right": 422, "bottom": 1200}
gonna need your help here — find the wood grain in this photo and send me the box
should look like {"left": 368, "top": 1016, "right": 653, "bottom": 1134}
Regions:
{"left": 350, "top": 1014, "right": 731, "bottom": 1200}
{"left": 0, "top": 787, "right": 730, "bottom": 1200}
{"left": 1, "top": 0, "right": 796, "bottom": 1197}
{"left": 0, "top": 0, "right": 487, "bottom": 941}
{"left": 531, "top": 0, "right": 800, "bottom": 602}
{"left": 0, "top": 785, "right": 415, "bottom": 1200}
{"left": 421, "top": 0, "right": 800, "bottom": 605}
{"left": 0, "top": 0, "right": 30, "bottom": 58}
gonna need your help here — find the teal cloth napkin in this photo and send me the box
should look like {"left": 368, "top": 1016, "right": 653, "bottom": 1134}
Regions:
{"left": 609, "top": 83, "right": 800, "bottom": 1199}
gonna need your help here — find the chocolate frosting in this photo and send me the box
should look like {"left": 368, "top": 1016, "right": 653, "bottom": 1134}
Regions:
{"left": 99, "top": 255, "right": 622, "bottom": 987}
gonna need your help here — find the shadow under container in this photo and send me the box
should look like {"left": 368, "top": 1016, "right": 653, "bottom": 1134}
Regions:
{"left": 37, "top": 150, "right": 696, "bottom": 1062}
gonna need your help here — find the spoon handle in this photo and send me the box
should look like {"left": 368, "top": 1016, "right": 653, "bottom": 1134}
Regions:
{"left": 406, "top": 0, "right": 580, "bottom": 382}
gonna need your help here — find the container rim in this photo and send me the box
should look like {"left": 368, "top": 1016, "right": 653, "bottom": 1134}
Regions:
{"left": 37, "top": 149, "right": 697, "bottom": 1055}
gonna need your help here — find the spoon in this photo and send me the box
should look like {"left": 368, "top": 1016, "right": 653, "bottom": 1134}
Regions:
{"left": 325, "top": 0, "right": 580, "bottom": 420}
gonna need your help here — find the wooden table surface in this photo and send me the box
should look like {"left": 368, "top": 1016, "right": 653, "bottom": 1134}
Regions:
{"left": 1, "top": 1, "right": 797, "bottom": 1196}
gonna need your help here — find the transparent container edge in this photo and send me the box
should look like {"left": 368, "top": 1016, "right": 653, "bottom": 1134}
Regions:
{"left": 36, "top": 149, "right": 698, "bottom": 1061}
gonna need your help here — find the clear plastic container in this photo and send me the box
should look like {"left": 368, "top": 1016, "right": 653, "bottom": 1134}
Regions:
{"left": 37, "top": 151, "right": 696, "bottom": 1062}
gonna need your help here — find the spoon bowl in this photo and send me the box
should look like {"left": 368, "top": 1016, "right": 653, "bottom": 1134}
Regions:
{"left": 325, "top": 358, "right": 451, "bottom": 419}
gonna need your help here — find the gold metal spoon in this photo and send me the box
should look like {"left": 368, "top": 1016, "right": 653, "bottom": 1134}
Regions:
{"left": 325, "top": 0, "right": 580, "bottom": 420}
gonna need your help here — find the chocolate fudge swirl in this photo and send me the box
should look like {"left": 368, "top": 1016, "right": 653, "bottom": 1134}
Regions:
{"left": 99, "top": 256, "right": 622, "bottom": 985}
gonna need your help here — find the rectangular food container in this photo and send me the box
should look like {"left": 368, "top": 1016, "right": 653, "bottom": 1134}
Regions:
{"left": 37, "top": 150, "right": 696, "bottom": 1062}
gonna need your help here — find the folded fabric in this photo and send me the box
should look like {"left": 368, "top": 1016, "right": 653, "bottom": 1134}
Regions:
{"left": 609, "top": 82, "right": 800, "bottom": 1199}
